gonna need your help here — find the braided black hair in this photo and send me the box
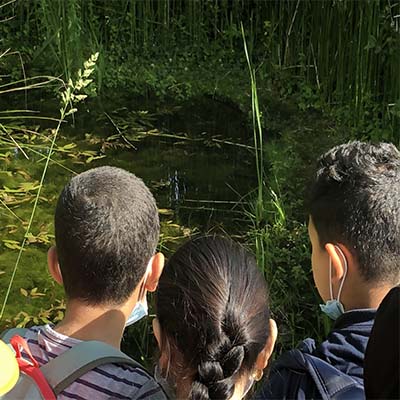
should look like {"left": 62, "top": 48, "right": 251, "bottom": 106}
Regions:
{"left": 156, "top": 236, "right": 270, "bottom": 400}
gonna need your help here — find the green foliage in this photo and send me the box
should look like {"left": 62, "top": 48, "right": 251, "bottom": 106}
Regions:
{"left": 249, "top": 217, "right": 328, "bottom": 351}
{"left": 0, "top": 0, "right": 397, "bottom": 139}
{"left": 5, "top": 299, "right": 65, "bottom": 329}
{"left": 0, "top": 52, "right": 99, "bottom": 320}
{"left": 244, "top": 70, "right": 350, "bottom": 351}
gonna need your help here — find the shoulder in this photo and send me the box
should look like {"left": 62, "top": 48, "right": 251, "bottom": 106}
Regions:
{"left": 254, "top": 349, "right": 315, "bottom": 399}
{"left": 255, "top": 348, "right": 365, "bottom": 400}
{"left": 60, "top": 362, "right": 166, "bottom": 400}
{"left": 130, "top": 376, "right": 168, "bottom": 400}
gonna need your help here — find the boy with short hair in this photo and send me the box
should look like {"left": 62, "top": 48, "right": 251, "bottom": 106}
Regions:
{"left": 19, "top": 166, "right": 166, "bottom": 399}
{"left": 256, "top": 141, "right": 400, "bottom": 399}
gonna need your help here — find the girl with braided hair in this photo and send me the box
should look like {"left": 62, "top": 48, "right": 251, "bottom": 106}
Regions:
{"left": 153, "top": 236, "right": 277, "bottom": 400}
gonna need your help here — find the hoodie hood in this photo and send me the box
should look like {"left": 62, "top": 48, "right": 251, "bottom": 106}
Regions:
{"left": 306, "top": 309, "right": 376, "bottom": 383}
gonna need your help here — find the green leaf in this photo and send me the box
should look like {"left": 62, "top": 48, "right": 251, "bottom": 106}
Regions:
{"left": 3, "top": 240, "right": 24, "bottom": 250}
{"left": 65, "top": 108, "right": 78, "bottom": 116}
{"left": 73, "top": 94, "right": 87, "bottom": 102}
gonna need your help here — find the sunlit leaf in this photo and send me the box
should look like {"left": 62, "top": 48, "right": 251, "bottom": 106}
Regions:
{"left": 3, "top": 239, "right": 24, "bottom": 250}
{"left": 158, "top": 208, "right": 174, "bottom": 215}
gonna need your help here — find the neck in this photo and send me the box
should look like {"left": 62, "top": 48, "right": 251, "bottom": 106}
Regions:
{"left": 342, "top": 281, "right": 394, "bottom": 311}
{"left": 54, "top": 300, "right": 127, "bottom": 348}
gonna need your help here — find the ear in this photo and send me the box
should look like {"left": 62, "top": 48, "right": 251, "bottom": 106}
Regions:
{"left": 145, "top": 252, "right": 165, "bottom": 292}
{"left": 47, "top": 246, "right": 63, "bottom": 285}
{"left": 325, "top": 243, "right": 348, "bottom": 282}
{"left": 255, "top": 319, "right": 278, "bottom": 370}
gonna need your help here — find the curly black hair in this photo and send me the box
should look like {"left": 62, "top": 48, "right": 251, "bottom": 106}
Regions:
{"left": 309, "top": 141, "right": 400, "bottom": 284}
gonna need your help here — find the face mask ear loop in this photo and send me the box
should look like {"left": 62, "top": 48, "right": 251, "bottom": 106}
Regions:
{"left": 329, "top": 257, "right": 334, "bottom": 301}
{"left": 335, "top": 246, "right": 348, "bottom": 302}
{"left": 139, "top": 259, "right": 153, "bottom": 300}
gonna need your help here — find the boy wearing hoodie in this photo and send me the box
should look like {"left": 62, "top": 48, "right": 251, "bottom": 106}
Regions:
{"left": 256, "top": 141, "right": 400, "bottom": 399}
{"left": 14, "top": 166, "right": 166, "bottom": 399}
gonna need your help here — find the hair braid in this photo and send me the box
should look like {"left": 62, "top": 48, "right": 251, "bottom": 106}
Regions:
{"left": 190, "top": 314, "right": 248, "bottom": 400}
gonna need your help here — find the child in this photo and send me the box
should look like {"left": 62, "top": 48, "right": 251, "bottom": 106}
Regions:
{"left": 256, "top": 141, "right": 400, "bottom": 399}
{"left": 15, "top": 166, "right": 166, "bottom": 399}
{"left": 152, "top": 236, "right": 278, "bottom": 400}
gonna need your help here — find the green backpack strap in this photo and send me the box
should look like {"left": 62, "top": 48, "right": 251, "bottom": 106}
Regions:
{"left": 40, "top": 340, "right": 145, "bottom": 395}
{"left": 1, "top": 328, "right": 29, "bottom": 343}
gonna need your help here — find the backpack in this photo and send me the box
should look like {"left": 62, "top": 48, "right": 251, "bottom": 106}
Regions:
{"left": 255, "top": 349, "right": 365, "bottom": 400}
{"left": 0, "top": 328, "right": 168, "bottom": 400}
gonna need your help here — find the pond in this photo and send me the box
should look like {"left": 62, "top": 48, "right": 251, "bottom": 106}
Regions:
{"left": 0, "top": 94, "right": 258, "bottom": 360}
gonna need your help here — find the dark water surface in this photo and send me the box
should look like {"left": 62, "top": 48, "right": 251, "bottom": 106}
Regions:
{"left": 0, "top": 95, "right": 257, "bottom": 325}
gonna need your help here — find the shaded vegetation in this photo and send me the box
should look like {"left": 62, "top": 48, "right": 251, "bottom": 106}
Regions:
{"left": 2, "top": 0, "right": 399, "bottom": 139}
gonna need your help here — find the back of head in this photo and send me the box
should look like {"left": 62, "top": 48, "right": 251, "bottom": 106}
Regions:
{"left": 156, "top": 236, "right": 270, "bottom": 400}
{"left": 309, "top": 141, "right": 400, "bottom": 284}
{"left": 55, "top": 166, "right": 159, "bottom": 304}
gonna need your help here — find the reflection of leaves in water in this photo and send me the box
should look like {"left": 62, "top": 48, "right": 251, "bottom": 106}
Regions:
{"left": 159, "top": 219, "right": 196, "bottom": 253}
{"left": 99, "top": 107, "right": 250, "bottom": 154}
{"left": 66, "top": 149, "right": 106, "bottom": 164}
{"left": 151, "top": 179, "right": 171, "bottom": 191}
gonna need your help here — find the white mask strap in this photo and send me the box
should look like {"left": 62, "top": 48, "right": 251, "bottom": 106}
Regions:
{"left": 329, "top": 257, "right": 334, "bottom": 300}
{"left": 329, "top": 246, "right": 348, "bottom": 301}
{"left": 138, "top": 258, "right": 153, "bottom": 300}
{"left": 336, "top": 246, "right": 348, "bottom": 301}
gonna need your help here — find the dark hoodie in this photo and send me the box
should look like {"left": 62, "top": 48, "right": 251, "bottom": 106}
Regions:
{"left": 364, "top": 287, "right": 400, "bottom": 399}
{"left": 254, "top": 309, "right": 376, "bottom": 400}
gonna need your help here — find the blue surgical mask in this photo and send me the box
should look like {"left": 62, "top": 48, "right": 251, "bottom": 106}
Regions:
{"left": 125, "top": 271, "right": 150, "bottom": 327}
{"left": 320, "top": 299, "right": 345, "bottom": 320}
{"left": 125, "top": 264, "right": 152, "bottom": 327}
{"left": 320, "top": 246, "right": 348, "bottom": 320}
{"left": 125, "top": 298, "right": 148, "bottom": 327}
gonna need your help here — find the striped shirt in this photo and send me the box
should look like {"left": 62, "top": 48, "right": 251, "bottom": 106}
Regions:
{"left": 23, "top": 325, "right": 166, "bottom": 400}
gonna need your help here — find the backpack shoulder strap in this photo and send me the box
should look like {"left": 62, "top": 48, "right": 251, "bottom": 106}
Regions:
{"left": 301, "top": 352, "right": 364, "bottom": 400}
{"left": 1, "top": 328, "right": 29, "bottom": 342}
{"left": 40, "top": 340, "right": 145, "bottom": 395}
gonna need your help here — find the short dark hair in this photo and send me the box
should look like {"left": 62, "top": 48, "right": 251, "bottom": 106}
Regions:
{"left": 309, "top": 141, "right": 400, "bottom": 284}
{"left": 156, "top": 236, "right": 270, "bottom": 400}
{"left": 55, "top": 166, "right": 159, "bottom": 304}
